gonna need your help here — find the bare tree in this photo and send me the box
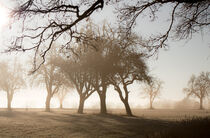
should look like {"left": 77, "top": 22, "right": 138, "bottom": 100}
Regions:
{"left": 183, "top": 72, "right": 210, "bottom": 109}
{"left": 31, "top": 48, "right": 66, "bottom": 112}
{"left": 143, "top": 78, "right": 163, "bottom": 109}
{"left": 117, "top": 0, "right": 210, "bottom": 52}
{"left": 87, "top": 52, "right": 112, "bottom": 114}
{"left": 0, "top": 61, "right": 25, "bottom": 111}
{"left": 76, "top": 22, "right": 149, "bottom": 115}
{"left": 55, "top": 85, "right": 70, "bottom": 109}
{"left": 68, "top": 22, "right": 117, "bottom": 114}
{"left": 8, "top": 0, "right": 105, "bottom": 72}
{"left": 7, "top": 0, "right": 210, "bottom": 66}
{"left": 57, "top": 57, "right": 96, "bottom": 114}
{"left": 110, "top": 49, "right": 150, "bottom": 116}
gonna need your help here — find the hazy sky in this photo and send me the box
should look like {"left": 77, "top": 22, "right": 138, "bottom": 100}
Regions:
{"left": 91, "top": 3, "right": 210, "bottom": 101}
{"left": 0, "top": 1, "right": 209, "bottom": 109}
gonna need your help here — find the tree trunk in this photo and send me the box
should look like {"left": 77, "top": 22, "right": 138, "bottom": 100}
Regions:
{"left": 150, "top": 98, "right": 153, "bottom": 109}
{"left": 200, "top": 97, "right": 203, "bottom": 110}
{"left": 99, "top": 92, "right": 107, "bottom": 114}
{"left": 123, "top": 100, "right": 133, "bottom": 116}
{"left": 78, "top": 96, "right": 85, "bottom": 114}
{"left": 45, "top": 93, "right": 52, "bottom": 112}
{"left": 123, "top": 85, "right": 133, "bottom": 116}
{"left": 60, "top": 102, "right": 63, "bottom": 109}
{"left": 8, "top": 99, "right": 11, "bottom": 111}
{"left": 7, "top": 92, "right": 13, "bottom": 111}
{"left": 7, "top": 97, "right": 12, "bottom": 111}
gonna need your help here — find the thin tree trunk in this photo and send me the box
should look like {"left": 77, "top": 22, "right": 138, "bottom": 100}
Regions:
{"left": 99, "top": 92, "right": 107, "bottom": 114}
{"left": 60, "top": 101, "right": 63, "bottom": 109}
{"left": 7, "top": 92, "right": 13, "bottom": 111}
{"left": 149, "top": 98, "right": 153, "bottom": 109}
{"left": 7, "top": 97, "right": 12, "bottom": 111}
{"left": 45, "top": 93, "right": 52, "bottom": 112}
{"left": 200, "top": 97, "right": 203, "bottom": 110}
{"left": 78, "top": 96, "right": 85, "bottom": 114}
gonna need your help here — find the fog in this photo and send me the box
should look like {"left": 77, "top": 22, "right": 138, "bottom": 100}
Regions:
{"left": 0, "top": 0, "right": 209, "bottom": 137}
{"left": 1, "top": 87, "right": 209, "bottom": 109}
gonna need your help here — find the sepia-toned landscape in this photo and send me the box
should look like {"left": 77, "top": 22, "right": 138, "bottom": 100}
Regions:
{"left": 0, "top": 0, "right": 209, "bottom": 138}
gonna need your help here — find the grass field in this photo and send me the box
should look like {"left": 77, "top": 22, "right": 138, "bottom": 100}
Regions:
{"left": 0, "top": 108, "right": 209, "bottom": 138}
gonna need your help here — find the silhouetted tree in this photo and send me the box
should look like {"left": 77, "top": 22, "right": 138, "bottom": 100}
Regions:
{"left": 110, "top": 49, "right": 150, "bottom": 116}
{"left": 76, "top": 22, "right": 150, "bottom": 115}
{"left": 143, "top": 78, "right": 163, "bottom": 109}
{"left": 57, "top": 57, "right": 96, "bottom": 114}
{"left": 9, "top": 0, "right": 209, "bottom": 60}
{"left": 88, "top": 52, "right": 111, "bottom": 114}
{"left": 183, "top": 72, "right": 210, "bottom": 109}
{"left": 117, "top": 0, "right": 210, "bottom": 50}
{"left": 0, "top": 61, "right": 25, "bottom": 111}
{"left": 9, "top": 0, "right": 104, "bottom": 71}
{"left": 83, "top": 27, "right": 123, "bottom": 114}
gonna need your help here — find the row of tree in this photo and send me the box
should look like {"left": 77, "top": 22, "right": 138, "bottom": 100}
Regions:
{"left": 0, "top": 22, "right": 209, "bottom": 116}
{"left": 40, "top": 23, "right": 151, "bottom": 116}
{"left": 0, "top": 23, "right": 166, "bottom": 116}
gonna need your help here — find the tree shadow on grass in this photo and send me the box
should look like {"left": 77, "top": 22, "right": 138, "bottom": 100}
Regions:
{"left": 49, "top": 113, "right": 210, "bottom": 138}
{"left": 48, "top": 113, "right": 174, "bottom": 138}
{"left": 0, "top": 110, "right": 209, "bottom": 138}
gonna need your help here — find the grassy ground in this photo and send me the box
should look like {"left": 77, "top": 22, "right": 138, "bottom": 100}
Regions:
{"left": 0, "top": 108, "right": 209, "bottom": 138}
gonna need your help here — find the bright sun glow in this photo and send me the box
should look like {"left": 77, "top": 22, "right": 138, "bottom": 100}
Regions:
{"left": 0, "top": 5, "right": 9, "bottom": 29}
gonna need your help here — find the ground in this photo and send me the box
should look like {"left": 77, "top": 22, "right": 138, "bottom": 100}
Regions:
{"left": 0, "top": 108, "right": 209, "bottom": 138}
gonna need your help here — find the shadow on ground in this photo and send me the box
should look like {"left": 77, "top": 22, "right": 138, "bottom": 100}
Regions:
{"left": 0, "top": 110, "right": 209, "bottom": 138}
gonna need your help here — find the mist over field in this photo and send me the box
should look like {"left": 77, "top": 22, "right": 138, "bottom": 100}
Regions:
{"left": 0, "top": 0, "right": 210, "bottom": 137}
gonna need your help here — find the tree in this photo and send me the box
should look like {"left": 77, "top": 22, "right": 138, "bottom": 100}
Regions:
{"left": 7, "top": 0, "right": 209, "bottom": 76}
{"left": 57, "top": 57, "right": 96, "bottom": 114}
{"left": 31, "top": 49, "right": 66, "bottom": 112}
{"left": 183, "top": 72, "right": 210, "bottom": 109}
{"left": 88, "top": 51, "right": 112, "bottom": 114}
{"left": 142, "top": 78, "right": 163, "bottom": 109}
{"left": 110, "top": 48, "right": 150, "bottom": 116}
{"left": 9, "top": 0, "right": 209, "bottom": 58}
{"left": 66, "top": 22, "right": 117, "bottom": 114}
{"left": 9, "top": 0, "right": 104, "bottom": 71}
{"left": 76, "top": 22, "right": 150, "bottom": 115}
{"left": 117, "top": 0, "right": 210, "bottom": 50}
{"left": 55, "top": 85, "right": 70, "bottom": 109}
{"left": 0, "top": 61, "right": 25, "bottom": 111}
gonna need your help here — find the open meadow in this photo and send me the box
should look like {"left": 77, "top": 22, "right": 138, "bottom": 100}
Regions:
{"left": 0, "top": 108, "right": 209, "bottom": 138}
